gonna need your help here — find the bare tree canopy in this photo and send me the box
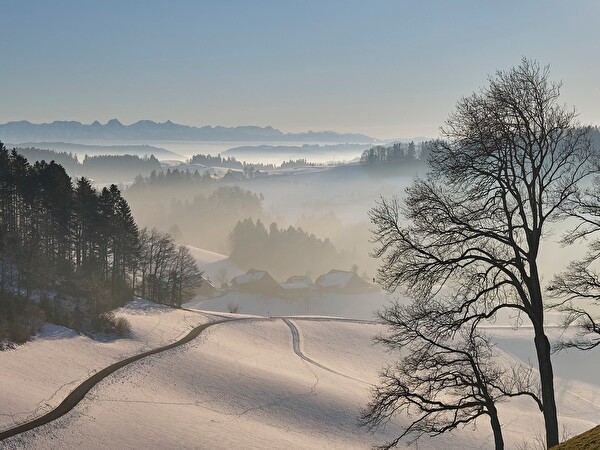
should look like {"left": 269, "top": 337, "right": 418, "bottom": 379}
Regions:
{"left": 549, "top": 178, "right": 600, "bottom": 350}
{"left": 362, "top": 301, "right": 541, "bottom": 450}
{"left": 369, "top": 58, "right": 595, "bottom": 448}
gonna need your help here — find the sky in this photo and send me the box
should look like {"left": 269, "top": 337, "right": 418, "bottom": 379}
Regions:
{"left": 1, "top": 0, "right": 599, "bottom": 140}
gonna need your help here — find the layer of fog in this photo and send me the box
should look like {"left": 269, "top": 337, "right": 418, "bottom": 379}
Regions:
{"left": 16, "top": 133, "right": 584, "bottom": 301}
{"left": 123, "top": 162, "right": 424, "bottom": 281}
{"left": 15, "top": 139, "right": 378, "bottom": 165}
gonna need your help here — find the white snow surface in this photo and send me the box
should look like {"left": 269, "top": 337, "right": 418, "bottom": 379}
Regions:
{"left": 185, "top": 245, "right": 228, "bottom": 265}
{"left": 2, "top": 302, "right": 600, "bottom": 449}
{"left": 185, "top": 291, "right": 390, "bottom": 319}
{"left": 0, "top": 299, "right": 210, "bottom": 432}
{"left": 186, "top": 245, "right": 245, "bottom": 284}
{"left": 280, "top": 282, "right": 311, "bottom": 290}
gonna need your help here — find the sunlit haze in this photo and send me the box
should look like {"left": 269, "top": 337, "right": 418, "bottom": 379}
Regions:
{"left": 3, "top": 3, "right": 600, "bottom": 449}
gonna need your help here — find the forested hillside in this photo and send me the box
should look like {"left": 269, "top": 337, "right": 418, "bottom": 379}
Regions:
{"left": 0, "top": 143, "right": 202, "bottom": 345}
{"left": 13, "top": 147, "right": 161, "bottom": 182}
{"left": 126, "top": 172, "right": 266, "bottom": 254}
{"left": 229, "top": 219, "right": 343, "bottom": 279}
{"left": 359, "top": 140, "right": 435, "bottom": 166}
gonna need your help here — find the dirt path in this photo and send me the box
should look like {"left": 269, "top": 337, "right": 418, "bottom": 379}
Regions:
{"left": 0, "top": 317, "right": 236, "bottom": 441}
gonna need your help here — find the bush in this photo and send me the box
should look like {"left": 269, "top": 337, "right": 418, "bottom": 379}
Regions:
{"left": 0, "top": 297, "right": 46, "bottom": 347}
{"left": 92, "top": 311, "right": 131, "bottom": 337}
{"left": 0, "top": 317, "right": 10, "bottom": 345}
{"left": 114, "top": 316, "right": 132, "bottom": 336}
{"left": 10, "top": 322, "right": 32, "bottom": 344}
{"left": 23, "top": 302, "right": 45, "bottom": 334}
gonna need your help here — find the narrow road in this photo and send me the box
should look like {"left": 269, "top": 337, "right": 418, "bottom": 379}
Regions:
{"left": 1, "top": 314, "right": 373, "bottom": 441}
{"left": 0, "top": 317, "right": 237, "bottom": 441}
{"left": 281, "top": 318, "right": 369, "bottom": 385}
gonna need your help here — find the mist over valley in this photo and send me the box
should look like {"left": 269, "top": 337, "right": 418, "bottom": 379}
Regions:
{"left": 2, "top": 2, "right": 600, "bottom": 449}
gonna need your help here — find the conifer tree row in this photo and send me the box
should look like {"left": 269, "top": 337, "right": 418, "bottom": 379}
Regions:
{"left": 0, "top": 143, "right": 202, "bottom": 332}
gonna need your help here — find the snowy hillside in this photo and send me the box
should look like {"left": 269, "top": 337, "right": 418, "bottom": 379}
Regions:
{"left": 186, "top": 291, "right": 390, "bottom": 320}
{"left": 2, "top": 304, "right": 600, "bottom": 449}
{"left": 0, "top": 300, "right": 210, "bottom": 433}
{"left": 186, "top": 245, "right": 245, "bottom": 284}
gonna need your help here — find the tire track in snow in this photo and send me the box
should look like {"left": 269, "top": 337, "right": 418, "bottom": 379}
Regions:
{"left": 275, "top": 316, "right": 377, "bottom": 325}
{"left": 0, "top": 317, "right": 241, "bottom": 441}
{"left": 1, "top": 313, "right": 373, "bottom": 441}
{"left": 281, "top": 318, "right": 369, "bottom": 385}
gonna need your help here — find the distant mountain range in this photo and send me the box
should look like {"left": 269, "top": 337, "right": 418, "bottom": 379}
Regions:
{"left": 0, "top": 119, "right": 375, "bottom": 143}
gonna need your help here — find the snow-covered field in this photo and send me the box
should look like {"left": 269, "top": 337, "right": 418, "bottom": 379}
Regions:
{"left": 0, "top": 299, "right": 210, "bottom": 433}
{"left": 186, "top": 291, "right": 390, "bottom": 320}
{"left": 0, "top": 318, "right": 467, "bottom": 449}
{"left": 186, "top": 245, "right": 245, "bottom": 284}
{"left": 2, "top": 301, "right": 600, "bottom": 449}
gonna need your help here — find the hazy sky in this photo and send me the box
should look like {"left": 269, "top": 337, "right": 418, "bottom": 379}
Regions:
{"left": 2, "top": 1, "right": 599, "bottom": 139}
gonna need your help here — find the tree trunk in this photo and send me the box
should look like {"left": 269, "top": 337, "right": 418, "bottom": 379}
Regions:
{"left": 488, "top": 408, "right": 504, "bottom": 450}
{"left": 0, "top": 258, "right": 5, "bottom": 294}
{"left": 529, "top": 263, "right": 560, "bottom": 449}
{"left": 534, "top": 327, "right": 559, "bottom": 448}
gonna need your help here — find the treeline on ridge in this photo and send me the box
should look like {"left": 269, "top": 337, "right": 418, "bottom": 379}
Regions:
{"left": 189, "top": 153, "right": 277, "bottom": 170}
{"left": 361, "top": 130, "right": 600, "bottom": 167}
{"left": 229, "top": 219, "right": 343, "bottom": 279}
{"left": 360, "top": 140, "right": 435, "bottom": 165}
{"left": 13, "top": 146, "right": 161, "bottom": 182}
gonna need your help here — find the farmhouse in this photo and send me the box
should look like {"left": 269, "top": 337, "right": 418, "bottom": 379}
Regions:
{"left": 221, "top": 169, "right": 244, "bottom": 182}
{"left": 315, "top": 269, "right": 373, "bottom": 293}
{"left": 196, "top": 277, "right": 216, "bottom": 297}
{"left": 231, "top": 269, "right": 283, "bottom": 295}
{"left": 280, "top": 275, "right": 314, "bottom": 298}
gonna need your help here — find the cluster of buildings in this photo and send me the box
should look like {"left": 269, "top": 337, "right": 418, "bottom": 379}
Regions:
{"left": 198, "top": 269, "right": 376, "bottom": 298}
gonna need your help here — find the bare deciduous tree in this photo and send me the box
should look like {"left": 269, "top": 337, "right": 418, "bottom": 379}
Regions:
{"left": 369, "top": 58, "right": 594, "bottom": 448}
{"left": 362, "top": 300, "right": 541, "bottom": 450}
{"left": 136, "top": 228, "right": 202, "bottom": 306}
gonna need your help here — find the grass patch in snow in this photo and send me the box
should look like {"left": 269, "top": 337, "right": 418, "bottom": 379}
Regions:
{"left": 552, "top": 425, "right": 600, "bottom": 450}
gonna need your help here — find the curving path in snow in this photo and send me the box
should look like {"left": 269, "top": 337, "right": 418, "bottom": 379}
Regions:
{"left": 0, "top": 314, "right": 371, "bottom": 442}
{"left": 0, "top": 317, "right": 238, "bottom": 441}
{"left": 5, "top": 312, "right": 597, "bottom": 449}
{"left": 281, "top": 318, "right": 370, "bottom": 385}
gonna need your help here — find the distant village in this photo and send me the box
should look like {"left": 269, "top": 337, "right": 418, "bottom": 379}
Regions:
{"left": 196, "top": 269, "right": 377, "bottom": 299}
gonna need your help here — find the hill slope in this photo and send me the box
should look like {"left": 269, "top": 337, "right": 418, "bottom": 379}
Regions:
{"left": 8, "top": 142, "right": 184, "bottom": 160}
{"left": 552, "top": 425, "right": 600, "bottom": 449}
{"left": 3, "top": 311, "right": 600, "bottom": 449}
